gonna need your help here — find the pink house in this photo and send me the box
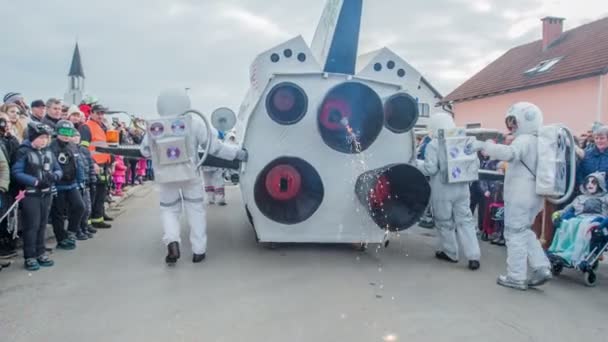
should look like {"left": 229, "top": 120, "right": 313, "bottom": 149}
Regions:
{"left": 441, "top": 17, "right": 608, "bottom": 135}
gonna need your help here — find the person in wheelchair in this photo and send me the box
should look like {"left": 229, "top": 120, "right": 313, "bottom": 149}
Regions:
{"left": 549, "top": 172, "right": 608, "bottom": 267}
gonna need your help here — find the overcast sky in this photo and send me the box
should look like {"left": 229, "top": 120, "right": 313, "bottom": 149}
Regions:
{"left": 2, "top": 0, "right": 606, "bottom": 117}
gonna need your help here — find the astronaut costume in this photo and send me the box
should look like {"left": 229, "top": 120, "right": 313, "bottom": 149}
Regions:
{"left": 478, "top": 102, "right": 552, "bottom": 290}
{"left": 418, "top": 113, "right": 481, "bottom": 270}
{"left": 202, "top": 132, "right": 227, "bottom": 206}
{"left": 141, "top": 89, "right": 246, "bottom": 264}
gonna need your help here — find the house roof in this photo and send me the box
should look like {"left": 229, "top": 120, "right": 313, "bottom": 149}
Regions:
{"left": 441, "top": 16, "right": 608, "bottom": 104}
{"left": 68, "top": 43, "right": 85, "bottom": 78}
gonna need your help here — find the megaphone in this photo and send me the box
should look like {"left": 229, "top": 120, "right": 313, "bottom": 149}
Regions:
{"left": 355, "top": 164, "right": 431, "bottom": 231}
{"left": 211, "top": 107, "right": 237, "bottom": 132}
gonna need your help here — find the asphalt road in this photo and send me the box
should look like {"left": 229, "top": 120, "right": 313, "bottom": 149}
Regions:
{"left": 1, "top": 184, "right": 607, "bottom": 342}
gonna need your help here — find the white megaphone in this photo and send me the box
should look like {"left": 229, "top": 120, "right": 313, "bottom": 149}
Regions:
{"left": 211, "top": 107, "right": 237, "bottom": 133}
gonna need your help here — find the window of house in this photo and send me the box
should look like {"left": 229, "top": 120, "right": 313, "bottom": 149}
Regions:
{"left": 418, "top": 103, "right": 430, "bottom": 117}
{"left": 524, "top": 57, "right": 562, "bottom": 75}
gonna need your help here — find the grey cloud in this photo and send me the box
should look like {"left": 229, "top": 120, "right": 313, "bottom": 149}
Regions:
{"left": 1, "top": 0, "right": 603, "bottom": 116}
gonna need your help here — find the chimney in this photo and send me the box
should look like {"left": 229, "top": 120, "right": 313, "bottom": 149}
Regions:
{"left": 541, "top": 16, "right": 565, "bottom": 50}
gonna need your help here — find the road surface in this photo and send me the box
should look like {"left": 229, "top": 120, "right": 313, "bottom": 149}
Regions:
{"left": 1, "top": 184, "right": 607, "bottom": 342}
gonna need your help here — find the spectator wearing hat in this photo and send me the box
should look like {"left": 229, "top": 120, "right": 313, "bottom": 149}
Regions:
{"left": 67, "top": 105, "right": 83, "bottom": 127}
{"left": 3, "top": 92, "right": 29, "bottom": 115}
{"left": 30, "top": 100, "right": 46, "bottom": 122}
{"left": 80, "top": 104, "right": 113, "bottom": 229}
{"left": 50, "top": 120, "right": 86, "bottom": 246}
{"left": 12, "top": 122, "right": 62, "bottom": 271}
{"left": 0, "top": 103, "right": 28, "bottom": 142}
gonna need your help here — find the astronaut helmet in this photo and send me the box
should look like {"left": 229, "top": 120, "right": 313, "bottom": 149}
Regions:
{"left": 156, "top": 89, "right": 191, "bottom": 117}
{"left": 427, "top": 112, "right": 455, "bottom": 137}
{"left": 505, "top": 102, "right": 543, "bottom": 136}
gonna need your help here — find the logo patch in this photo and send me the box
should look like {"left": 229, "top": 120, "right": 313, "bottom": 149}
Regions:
{"left": 150, "top": 122, "right": 165, "bottom": 137}
{"left": 166, "top": 147, "right": 181, "bottom": 160}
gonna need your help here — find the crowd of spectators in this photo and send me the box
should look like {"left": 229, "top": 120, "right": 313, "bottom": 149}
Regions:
{"left": 0, "top": 92, "right": 151, "bottom": 272}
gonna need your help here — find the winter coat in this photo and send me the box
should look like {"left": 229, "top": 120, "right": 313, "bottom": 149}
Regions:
{"left": 11, "top": 140, "right": 62, "bottom": 191}
{"left": 78, "top": 145, "right": 97, "bottom": 185}
{"left": 49, "top": 140, "right": 85, "bottom": 191}
{"left": 561, "top": 172, "right": 608, "bottom": 216}
{"left": 0, "top": 144, "right": 9, "bottom": 192}
{"left": 577, "top": 146, "right": 608, "bottom": 186}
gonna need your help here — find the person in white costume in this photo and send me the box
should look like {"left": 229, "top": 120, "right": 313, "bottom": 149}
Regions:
{"left": 202, "top": 132, "right": 227, "bottom": 206}
{"left": 141, "top": 89, "right": 247, "bottom": 265}
{"left": 418, "top": 113, "right": 481, "bottom": 270}
{"left": 476, "top": 102, "right": 552, "bottom": 290}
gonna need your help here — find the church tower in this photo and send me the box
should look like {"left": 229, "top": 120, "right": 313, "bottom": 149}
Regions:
{"left": 64, "top": 43, "right": 85, "bottom": 105}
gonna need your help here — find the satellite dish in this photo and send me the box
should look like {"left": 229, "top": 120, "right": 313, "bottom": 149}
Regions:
{"left": 211, "top": 107, "right": 237, "bottom": 132}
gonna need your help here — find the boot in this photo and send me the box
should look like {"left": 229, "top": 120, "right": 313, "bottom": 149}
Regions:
{"left": 496, "top": 275, "right": 528, "bottom": 291}
{"left": 192, "top": 253, "right": 206, "bottom": 263}
{"left": 435, "top": 251, "right": 458, "bottom": 263}
{"left": 165, "top": 242, "right": 180, "bottom": 265}
{"left": 92, "top": 221, "right": 112, "bottom": 229}
{"left": 468, "top": 260, "right": 481, "bottom": 270}
{"left": 527, "top": 267, "right": 552, "bottom": 287}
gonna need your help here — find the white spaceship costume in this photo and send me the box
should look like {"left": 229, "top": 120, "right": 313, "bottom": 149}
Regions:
{"left": 418, "top": 113, "right": 481, "bottom": 270}
{"left": 141, "top": 89, "right": 246, "bottom": 264}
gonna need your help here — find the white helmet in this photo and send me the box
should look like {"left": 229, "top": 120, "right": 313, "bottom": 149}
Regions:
{"left": 428, "top": 112, "right": 456, "bottom": 137}
{"left": 505, "top": 102, "right": 543, "bottom": 135}
{"left": 156, "top": 89, "right": 191, "bottom": 117}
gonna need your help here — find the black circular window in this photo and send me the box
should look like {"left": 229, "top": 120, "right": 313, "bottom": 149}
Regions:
{"left": 387, "top": 61, "right": 395, "bottom": 69}
{"left": 284, "top": 49, "right": 293, "bottom": 58}
{"left": 266, "top": 83, "right": 308, "bottom": 125}
{"left": 384, "top": 93, "right": 419, "bottom": 133}
{"left": 254, "top": 157, "right": 324, "bottom": 225}
{"left": 397, "top": 69, "right": 406, "bottom": 77}
{"left": 297, "top": 53, "right": 306, "bottom": 62}
{"left": 317, "top": 82, "right": 384, "bottom": 154}
{"left": 270, "top": 53, "right": 280, "bottom": 63}
{"left": 374, "top": 63, "right": 382, "bottom": 71}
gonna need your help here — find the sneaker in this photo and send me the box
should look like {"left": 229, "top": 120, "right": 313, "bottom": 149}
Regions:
{"left": 497, "top": 275, "right": 528, "bottom": 291}
{"left": 67, "top": 232, "right": 77, "bottom": 243}
{"left": 1, "top": 260, "right": 11, "bottom": 269}
{"left": 87, "top": 226, "right": 97, "bottom": 234}
{"left": 217, "top": 201, "right": 227, "bottom": 206}
{"left": 56, "top": 240, "right": 76, "bottom": 250}
{"left": 37, "top": 254, "right": 54, "bottom": 267}
{"left": 92, "top": 222, "right": 112, "bottom": 229}
{"left": 75, "top": 232, "right": 89, "bottom": 241}
{"left": 24, "top": 258, "right": 40, "bottom": 271}
{"left": 103, "top": 215, "right": 114, "bottom": 222}
{"left": 435, "top": 251, "right": 458, "bottom": 263}
{"left": 85, "top": 231, "right": 94, "bottom": 239}
{"left": 527, "top": 268, "right": 552, "bottom": 287}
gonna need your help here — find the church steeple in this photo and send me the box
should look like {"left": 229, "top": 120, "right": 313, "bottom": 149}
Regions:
{"left": 68, "top": 43, "right": 85, "bottom": 78}
{"left": 64, "top": 42, "right": 86, "bottom": 105}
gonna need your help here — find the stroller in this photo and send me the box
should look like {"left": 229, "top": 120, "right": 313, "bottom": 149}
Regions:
{"left": 547, "top": 221, "right": 608, "bottom": 287}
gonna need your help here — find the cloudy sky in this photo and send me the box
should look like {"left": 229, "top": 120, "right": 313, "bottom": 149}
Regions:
{"left": 2, "top": 0, "right": 606, "bottom": 117}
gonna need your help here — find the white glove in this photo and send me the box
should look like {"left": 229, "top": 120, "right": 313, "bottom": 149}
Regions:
{"left": 472, "top": 140, "right": 487, "bottom": 152}
{"left": 236, "top": 149, "right": 248, "bottom": 162}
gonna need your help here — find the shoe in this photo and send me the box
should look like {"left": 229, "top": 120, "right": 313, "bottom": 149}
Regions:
{"left": 0, "top": 248, "right": 18, "bottom": 259}
{"left": 527, "top": 268, "right": 552, "bottom": 287}
{"left": 87, "top": 226, "right": 97, "bottom": 234}
{"left": 468, "top": 260, "right": 481, "bottom": 270}
{"left": 103, "top": 215, "right": 114, "bottom": 222}
{"left": 92, "top": 222, "right": 112, "bottom": 229}
{"left": 165, "top": 242, "right": 180, "bottom": 265}
{"left": 76, "top": 232, "right": 89, "bottom": 241}
{"left": 435, "top": 251, "right": 458, "bottom": 263}
{"left": 37, "top": 254, "right": 54, "bottom": 267}
{"left": 56, "top": 240, "right": 76, "bottom": 250}
{"left": 192, "top": 253, "right": 206, "bottom": 263}
{"left": 24, "top": 258, "right": 40, "bottom": 271}
{"left": 85, "top": 232, "right": 94, "bottom": 239}
{"left": 496, "top": 275, "right": 528, "bottom": 290}
{"left": 491, "top": 237, "right": 506, "bottom": 246}
{"left": 1, "top": 260, "right": 11, "bottom": 269}
{"left": 419, "top": 220, "right": 435, "bottom": 229}
{"left": 67, "top": 232, "right": 77, "bottom": 242}
{"left": 45, "top": 247, "right": 54, "bottom": 253}
{"left": 217, "top": 202, "right": 227, "bottom": 206}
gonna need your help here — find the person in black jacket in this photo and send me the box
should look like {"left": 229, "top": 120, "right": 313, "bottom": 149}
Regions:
{"left": 0, "top": 115, "right": 20, "bottom": 259}
{"left": 73, "top": 130, "right": 97, "bottom": 237}
{"left": 49, "top": 120, "right": 86, "bottom": 247}
{"left": 12, "top": 123, "right": 62, "bottom": 271}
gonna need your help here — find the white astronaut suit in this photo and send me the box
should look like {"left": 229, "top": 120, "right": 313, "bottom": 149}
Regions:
{"left": 141, "top": 89, "right": 246, "bottom": 264}
{"left": 418, "top": 113, "right": 481, "bottom": 270}
{"left": 478, "top": 102, "right": 552, "bottom": 290}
